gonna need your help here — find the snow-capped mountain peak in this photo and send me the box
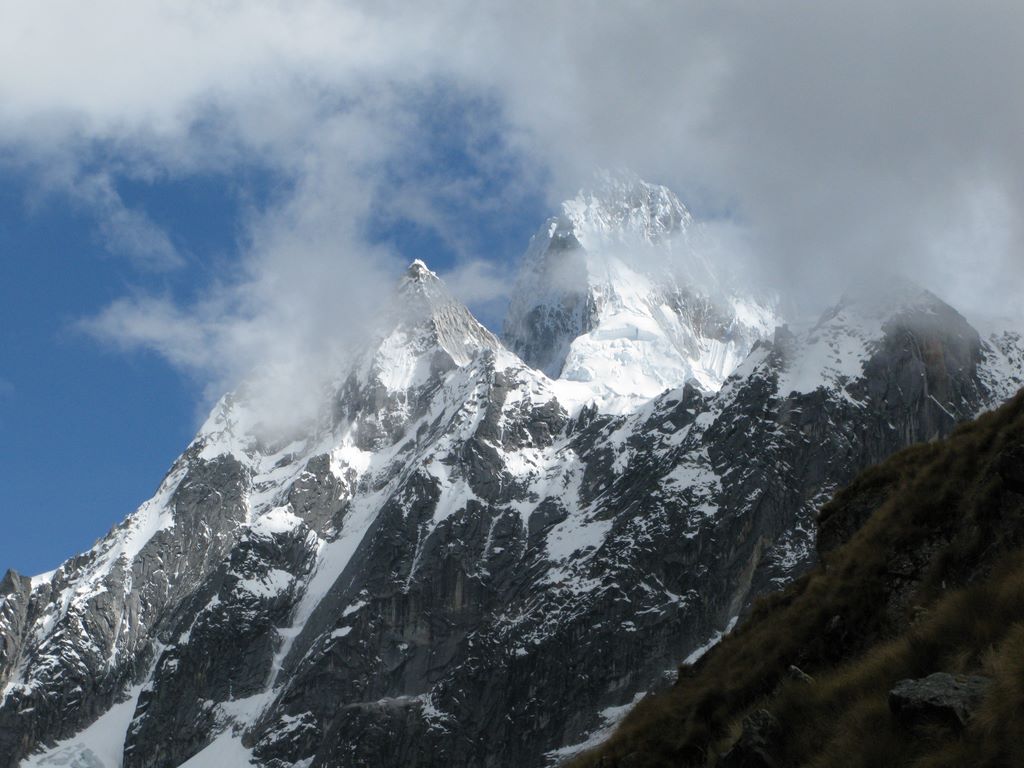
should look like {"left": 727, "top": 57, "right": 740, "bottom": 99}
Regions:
{"left": 503, "top": 173, "right": 777, "bottom": 412}
{"left": 561, "top": 170, "right": 694, "bottom": 250}
{"left": 398, "top": 257, "right": 443, "bottom": 296}
{"left": 386, "top": 258, "right": 501, "bottom": 369}
{"left": 765, "top": 277, "right": 996, "bottom": 408}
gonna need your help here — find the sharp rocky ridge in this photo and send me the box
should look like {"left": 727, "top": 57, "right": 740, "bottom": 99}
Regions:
{"left": 2, "top": 175, "right": 1022, "bottom": 768}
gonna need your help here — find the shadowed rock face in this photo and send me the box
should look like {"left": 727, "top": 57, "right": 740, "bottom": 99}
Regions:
{"left": 0, "top": 451, "right": 250, "bottom": 765}
{"left": 0, "top": 571, "right": 32, "bottom": 689}
{"left": 2, "top": 220, "right": 1020, "bottom": 767}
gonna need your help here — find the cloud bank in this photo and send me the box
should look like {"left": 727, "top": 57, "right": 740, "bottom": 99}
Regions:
{"left": 4, "top": 0, "right": 1023, "bottom": 421}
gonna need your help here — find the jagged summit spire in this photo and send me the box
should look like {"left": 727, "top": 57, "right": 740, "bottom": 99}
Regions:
{"left": 383, "top": 257, "right": 501, "bottom": 369}
{"left": 399, "top": 258, "right": 442, "bottom": 294}
{"left": 397, "top": 258, "right": 452, "bottom": 312}
{"left": 405, "top": 258, "right": 437, "bottom": 281}
{"left": 562, "top": 170, "right": 694, "bottom": 248}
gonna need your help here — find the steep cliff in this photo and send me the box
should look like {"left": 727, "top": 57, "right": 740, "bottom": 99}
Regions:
{"left": 573, "top": 390, "right": 1024, "bottom": 768}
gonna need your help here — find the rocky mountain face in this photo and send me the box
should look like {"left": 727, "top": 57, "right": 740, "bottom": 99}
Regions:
{"left": 572, "top": 389, "right": 1024, "bottom": 768}
{"left": 2, "top": 177, "right": 1021, "bottom": 768}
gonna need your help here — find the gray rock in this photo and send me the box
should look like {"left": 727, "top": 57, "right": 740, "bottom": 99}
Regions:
{"left": 786, "top": 665, "right": 814, "bottom": 684}
{"left": 0, "top": 570, "right": 32, "bottom": 689}
{"left": 888, "top": 672, "right": 992, "bottom": 728}
{"left": 719, "top": 709, "right": 781, "bottom": 768}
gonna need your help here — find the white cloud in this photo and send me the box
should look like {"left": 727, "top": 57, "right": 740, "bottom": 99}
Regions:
{"left": 69, "top": 171, "right": 184, "bottom": 270}
{"left": 79, "top": 125, "right": 404, "bottom": 433}
{"left": 2, "top": 0, "right": 1020, "bottom": 423}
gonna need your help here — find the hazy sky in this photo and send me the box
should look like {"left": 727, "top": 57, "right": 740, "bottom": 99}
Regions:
{"left": 1, "top": 1, "right": 1023, "bottom": 572}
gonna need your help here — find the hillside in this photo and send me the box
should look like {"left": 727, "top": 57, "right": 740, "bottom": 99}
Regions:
{"left": 574, "top": 389, "right": 1024, "bottom": 767}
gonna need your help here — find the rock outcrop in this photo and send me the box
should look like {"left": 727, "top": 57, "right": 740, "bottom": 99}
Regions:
{"left": 889, "top": 673, "right": 992, "bottom": 729}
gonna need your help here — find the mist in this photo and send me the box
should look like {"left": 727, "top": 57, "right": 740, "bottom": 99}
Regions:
{"left": 3, "top": 0, "right": 1022, "bottom": 425}
{"left": 463, "top": 2, "right": 1024, "bottom": 322}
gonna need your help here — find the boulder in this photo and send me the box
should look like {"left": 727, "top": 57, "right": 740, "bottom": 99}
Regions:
{"left": 786, "top": 665, "right": 814, "bottom": 684}
{"left": 888, "top": 672, "right": 991, "bottom": 728}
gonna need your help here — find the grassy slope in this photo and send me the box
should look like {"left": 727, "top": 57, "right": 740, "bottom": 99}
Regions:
{"left": 572, "top": 390, "right": 1024, "bottom": 768}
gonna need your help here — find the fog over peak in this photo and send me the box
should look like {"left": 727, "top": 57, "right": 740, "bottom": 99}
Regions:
{"left": 2, "top": 1, "right": 1019, "bottom": 419}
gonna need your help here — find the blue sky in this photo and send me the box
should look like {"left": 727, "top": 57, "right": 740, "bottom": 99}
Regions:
{"left": 0, "top": 171, "right": 203, "bottom": 574}
{"left": 0, "top": 130, "right": 545, "bottom": 576}
{"left": 1, "top": 2, "right": 1022, "bottom": 575}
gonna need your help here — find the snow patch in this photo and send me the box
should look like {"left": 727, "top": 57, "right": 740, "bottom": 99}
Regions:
{"left": 250, "top": 507, "right": 302, "bottom": 537}
{"left": 234, "top": 568, "right": 292, "bottom": 599}
{"left": 22, "top": 685, "right": 144, "bottom": 767}
{"left": 684, "top": 615, "right": 741, "bottom": 665}
{"left": 544, "top": 691, "right": 646, "bottom": 763}
{"left": 177, "top": 729, "right": 254, "bottom": 767}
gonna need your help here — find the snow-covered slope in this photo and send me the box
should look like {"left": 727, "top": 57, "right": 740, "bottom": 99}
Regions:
{"left": 1, "top": 177, "right": 1021, "bottom": 768}
{"left": 504, "top": 172, "right": 777, "bottom": 412}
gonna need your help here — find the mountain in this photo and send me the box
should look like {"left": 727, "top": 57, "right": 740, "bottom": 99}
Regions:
{"left": 503, "top": 173, "right": 777, "bottom": 412}
{"left": 1, "top": 177, "right": 1021, "bottom": 768}
{"left": 573, "top": 388, "right": 1024, "bottom": 768}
